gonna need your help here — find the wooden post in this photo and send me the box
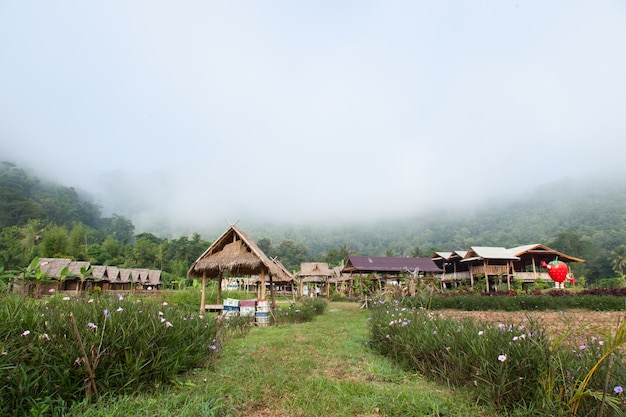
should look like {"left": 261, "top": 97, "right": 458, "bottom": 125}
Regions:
{"left": 217, "top": 270, "right": 222, "bottom": 304}
{"left": 260, "top": 269, "right": 266, "bottom": 300}
{"left": 507, "top": 260, "right": 512, "bottom": 291}
{"left": 269, "top": 273, "right": 276, "bottom": 310}
{"left": 484, "top": 260, "right": 490, "bottom": 292}
{"left": 200, "top": 270, "right": 206, "bottom": 313}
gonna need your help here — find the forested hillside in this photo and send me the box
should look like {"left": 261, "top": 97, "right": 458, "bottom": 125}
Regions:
{"left": 1, "top": 162, "right": 625, "bottom": 283}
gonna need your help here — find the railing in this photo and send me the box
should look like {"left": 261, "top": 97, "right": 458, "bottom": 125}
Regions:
{"left": 511, "top": 272, "right": 551, "bottom": 282}
{"left": 441, "top": 271, "right": 472, "bottom": 281}
{"left": 470, "top": 265, "right": 509, "bottom": 275}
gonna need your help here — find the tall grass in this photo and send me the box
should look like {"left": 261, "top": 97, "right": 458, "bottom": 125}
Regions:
{"left": 368, "top": 298, "right": 626, "bottom": 416}
{"left": 0, "top": 293, "right": 221, "bottom": 416}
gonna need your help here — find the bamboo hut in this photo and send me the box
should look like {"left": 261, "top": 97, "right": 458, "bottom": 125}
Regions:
{"left": 296, "top": 262, "right": 334, "bottom": 297}
{"left": 187, "top": 225, "right": 291, "bottom": 313}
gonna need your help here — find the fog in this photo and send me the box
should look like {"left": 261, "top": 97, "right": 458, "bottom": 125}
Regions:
{"left": 1, "top": 1, "right": 625, "bottom": 234}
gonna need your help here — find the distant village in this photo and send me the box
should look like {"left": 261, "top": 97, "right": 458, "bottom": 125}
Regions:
{"left": 17, "top": 226, "right": 583, "bottom": 301}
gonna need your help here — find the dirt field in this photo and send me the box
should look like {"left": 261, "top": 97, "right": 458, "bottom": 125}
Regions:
{"left": 436, "top": 309, "right": 626, "bottom": 341}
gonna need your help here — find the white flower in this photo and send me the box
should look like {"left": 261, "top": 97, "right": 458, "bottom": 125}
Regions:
{"left": 22, "top": 330, "right": 31, "bottom": 336}
{"left": 498, "top": 354, "right": 507, "bottom": 362}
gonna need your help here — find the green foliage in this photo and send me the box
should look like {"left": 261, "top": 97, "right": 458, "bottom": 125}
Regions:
{"left": 273, "top": 298, "right": 327, "bottom": 324}
{"left": 368, "top": 298, "right": 626, "bottom": 415}
{"left": 424, "top": 292, "right": 626, "bottom": 312}
{"left": 0, "top": 293, "right": 220, "bottom": 415}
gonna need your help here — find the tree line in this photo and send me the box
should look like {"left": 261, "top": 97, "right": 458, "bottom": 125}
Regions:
{"left": 1, "top": 161, "right": 625, "bottom": 285}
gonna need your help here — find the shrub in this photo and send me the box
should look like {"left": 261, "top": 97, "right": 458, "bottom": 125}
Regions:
{"left": 302, "top": 297, "right": 328, "bottom": 315}
{"left": 0, "top": 293, "right": 221, "bottom": 415}
{"left": 422, "top": 292, "right": 626, "bottom": 312}
{"left": 368, "top": 298, "right": 626, "bottom": 416}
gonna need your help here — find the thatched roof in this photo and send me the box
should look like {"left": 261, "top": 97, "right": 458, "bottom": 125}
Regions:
{"left": 38, "top": 258, "right": 72, "bottom": 278}
{"left": 92, "top": 265, "right": 108, "bottom": 279}
{"left": 147, "top": 270, "right": 162, "bottom": 284}
{"left": 187, "top": 225, "right": 289, "bottom": 280}
{"left": 296, "top": 262, "right": 334, "bottom": 278}
{"left": 119, "top": 268, "right": 132, "bottom": 283}
{"left": 106, "top": 266, "right": 120, "bottom": 281}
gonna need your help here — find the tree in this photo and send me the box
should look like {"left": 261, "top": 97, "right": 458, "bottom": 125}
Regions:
{"left": 611, "top": 245, "right": 626, "bottom": 278}
{"left": 41, "top": 225, "right": 69, "bottom": 258}
{"left": 257, "top": 238, "right": 274, "bottom": 257}
{"left": 0, "top": 226, "right": 25, "bottom": 271}
{"left": 19, "top": 219, "right": 43, "bottom": 260}
{"left": 103, "top": 214, "right": 135, "bottom": 245}
{"left": 68, "top": 222, "right": 89, "bottom": 260}
{"left": 274, "top": 239, "right": 307, "bottom": 272}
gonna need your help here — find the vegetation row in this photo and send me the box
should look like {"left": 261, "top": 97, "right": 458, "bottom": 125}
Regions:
{"left": 368, "top": 298, "right": 626, "bottom": 416}
{"left": 0, "top": 290, "right": 329, "bottom": 416}
{"left": 413, "top": 289, "right": 626, "bottom": 312}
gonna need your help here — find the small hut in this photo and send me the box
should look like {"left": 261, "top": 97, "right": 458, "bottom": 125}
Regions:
{"left": 187, "top": 225, "right": 290, "bottom": 313}
{"left": 296, "top": 262, "right": 334, "bottom": 297}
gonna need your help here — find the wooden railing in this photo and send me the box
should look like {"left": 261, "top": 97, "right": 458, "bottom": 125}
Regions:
{"left": 470, "top": 265, "right": 509, "bottom": 275}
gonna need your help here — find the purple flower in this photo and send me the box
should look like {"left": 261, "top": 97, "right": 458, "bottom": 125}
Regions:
{"left": 498, "top": 354, "right": 507, "bottom": 362}
{"left": 87, "top": 322, "right": 97, "bottom": 330}
{"left": 103, "top": 309, "right": 111, "bottom": 319}
{"left": 614, "top": 386, "right": 623, "bottom": 394}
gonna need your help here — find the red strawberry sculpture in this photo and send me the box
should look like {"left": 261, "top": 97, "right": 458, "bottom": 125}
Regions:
{"left": 541, "top": 259, "right": 568, "bottom": 284}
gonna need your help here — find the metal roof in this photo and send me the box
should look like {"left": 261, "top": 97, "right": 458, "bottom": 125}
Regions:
{"left": 342, "top": 256, "right": 443, "bottom": 274}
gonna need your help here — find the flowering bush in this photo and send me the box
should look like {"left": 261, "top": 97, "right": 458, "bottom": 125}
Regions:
{"left": 0, "top": 294, "right": 221, "bottom": 415}
{"left": 368, "top": 298, "right": 626, "bottom": 415}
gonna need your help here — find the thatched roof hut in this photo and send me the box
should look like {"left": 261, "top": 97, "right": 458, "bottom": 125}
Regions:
{"left": 187, "top": 225, "right": 289, "bottom": 311}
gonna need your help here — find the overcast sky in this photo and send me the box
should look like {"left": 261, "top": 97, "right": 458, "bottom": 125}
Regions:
{"left": 1, "top": 1, "right": 625, "bottom": 232}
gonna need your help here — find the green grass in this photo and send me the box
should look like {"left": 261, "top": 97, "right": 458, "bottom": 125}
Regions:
{"left": 70, "top": 302, "right": 494, "bottom": 417}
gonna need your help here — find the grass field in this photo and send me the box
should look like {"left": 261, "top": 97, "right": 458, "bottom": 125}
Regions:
{"left": 72, "top": 301, "right": 494, "bottom": 417}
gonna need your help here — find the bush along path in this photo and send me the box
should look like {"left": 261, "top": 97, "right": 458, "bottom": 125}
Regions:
{"left": 194, "top": 301, "right": 491, "bottom": 417}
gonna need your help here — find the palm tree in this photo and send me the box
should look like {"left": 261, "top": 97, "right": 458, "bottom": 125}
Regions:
{"left": 338, "top": 244, "right": 355, "bottom": 261}
{"left": 611, "top": 245, "right": 626, "bottom": 278}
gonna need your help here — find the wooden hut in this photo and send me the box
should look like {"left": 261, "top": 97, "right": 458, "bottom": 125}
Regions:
{"left": 296, "top": 262, "right": 334, "bottom": 297}
{"left": 342, "top": 256, "right": 443, "bottom": 295}
{"left": 187, "top": 225, "right": 290, "bottom": 313}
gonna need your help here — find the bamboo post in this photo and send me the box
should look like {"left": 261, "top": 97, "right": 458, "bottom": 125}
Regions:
{"left": 217, "top": 270, "right": 222, "bottom": 304}
{"left": 484, "top": 260, "right": 490, "bottom": 292}
{"left": 260, "top": 269, "right": 266, "bottom": 300}
{"left": 200, "top": 270, "right": 206, "bottom": 313}
{"left": 269, "top": 274, "right": 276, "bottom": 310}
{"left": 69, "top": 313, "right": 99, "bottom": 401}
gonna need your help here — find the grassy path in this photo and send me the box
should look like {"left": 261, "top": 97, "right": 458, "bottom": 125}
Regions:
{"left": 75, "top": 301, "right": 492, "bottom": 416}
{"left": 201, "top": 302, "right": 490, "bottom": 417}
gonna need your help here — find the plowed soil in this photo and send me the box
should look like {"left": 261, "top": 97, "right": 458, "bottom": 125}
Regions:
{"left": 437, "top": 309, "right": 625, "bottom": 340}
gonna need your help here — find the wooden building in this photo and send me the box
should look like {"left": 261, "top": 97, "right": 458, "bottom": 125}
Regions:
{"left": 432, "top": 244, "right": 584, "bottom": 291}
{"left": 296, "top": 262, "right": 335, "bottom": 297}
{"left": 187, "top": 225, "right": 295, "bottom": 312}
{"left": 341, "top": 256, "right": 443, "bottom": 295}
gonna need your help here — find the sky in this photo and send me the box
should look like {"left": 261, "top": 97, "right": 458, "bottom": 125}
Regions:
{"left": 1, "top": 1, "right": 625, "bottom": 233}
